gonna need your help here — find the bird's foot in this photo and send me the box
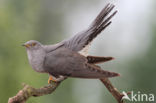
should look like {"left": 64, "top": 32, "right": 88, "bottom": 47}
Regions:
{"left": 48, "top": 75, "right": 66, "bottom": 84}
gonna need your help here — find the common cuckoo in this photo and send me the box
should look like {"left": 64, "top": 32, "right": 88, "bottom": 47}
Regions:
{"left": 23, "top": 3, "right": 120, "bottom": 83}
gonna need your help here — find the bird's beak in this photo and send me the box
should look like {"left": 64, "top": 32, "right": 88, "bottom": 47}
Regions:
{"left": 22, "top": 44, "right": 30, "bottom": 48}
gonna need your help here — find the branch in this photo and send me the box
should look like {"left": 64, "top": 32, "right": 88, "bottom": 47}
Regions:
{"left": 8, "top": 78, "right": 127, "bottom": 103}
{"left": 8, "top": 79, "right": 65, "bottom": 103}
{"left": 100, "top": 78, "right": 125, "bottom": 103}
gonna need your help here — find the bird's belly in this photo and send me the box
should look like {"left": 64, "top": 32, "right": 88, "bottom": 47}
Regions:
{"left": 32, "top": 65, "right": 45, "bottom": 73}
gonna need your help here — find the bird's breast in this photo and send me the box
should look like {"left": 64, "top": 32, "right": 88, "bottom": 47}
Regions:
{"left": 27, "top": 49, "right": 46, "bottom": 73}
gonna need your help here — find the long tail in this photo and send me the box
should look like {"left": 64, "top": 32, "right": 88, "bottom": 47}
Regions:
{"left": 70, "top": 63, "right": 120, "bottom": 78}
{"left": 87, "top": 55, "right": 114, "bottom": 64}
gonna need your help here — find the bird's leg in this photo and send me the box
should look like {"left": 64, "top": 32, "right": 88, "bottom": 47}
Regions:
{"left": 48, "top": 75, "right": 66, "bottom": 84}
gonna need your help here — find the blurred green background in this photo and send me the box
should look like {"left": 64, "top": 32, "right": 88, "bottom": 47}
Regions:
{"left": 0, "top": 0, "right": 156, "bottom": 103}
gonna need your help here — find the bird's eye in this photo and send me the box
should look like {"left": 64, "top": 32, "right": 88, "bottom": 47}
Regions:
{"left": 32, "top": 43, "right": 36, "bottom": 46}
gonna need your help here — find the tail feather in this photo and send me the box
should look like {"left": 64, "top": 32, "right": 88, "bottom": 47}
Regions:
{"left": 87, "top": 56, "right": 114, "bottom": 64}
{"left": 85, "top": 64, "right": 120, "bottom": 78}
{"left": 70, "top": 63, "right": 120, "bottom": 78}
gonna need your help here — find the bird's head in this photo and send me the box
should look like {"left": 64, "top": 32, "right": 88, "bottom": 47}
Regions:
{"left": 22, "top": 40, "right": 42, "bottom": 50}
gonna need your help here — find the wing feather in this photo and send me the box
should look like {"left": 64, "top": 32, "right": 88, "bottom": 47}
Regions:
{"left": 62, "top": 4, "right": 117, "bottom": 53}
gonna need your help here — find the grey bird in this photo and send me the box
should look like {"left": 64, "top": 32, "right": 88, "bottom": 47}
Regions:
{"left": 23, "top": 3, "right": 120, "bottom": 83}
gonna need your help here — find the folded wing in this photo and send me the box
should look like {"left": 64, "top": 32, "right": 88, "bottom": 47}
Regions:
{"left": 44, "top": 47, "right": 119, "bottom": 78}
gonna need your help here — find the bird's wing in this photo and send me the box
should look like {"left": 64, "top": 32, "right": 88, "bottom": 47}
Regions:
{"left": 62, "top": 4, "right": 117, "bottom": 55}
{"left": 44, "top": 47, "right": 119, "bottom": 78}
